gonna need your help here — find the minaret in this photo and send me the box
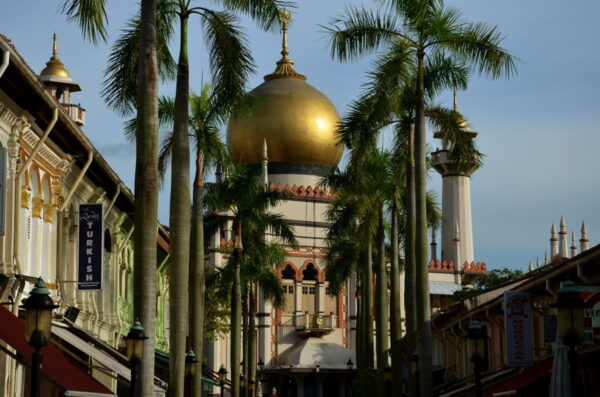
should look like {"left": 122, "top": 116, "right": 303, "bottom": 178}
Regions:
{"left": 570, "top": 231, "right": 578, "bottom": 257}
{"left": 544, "top": 250, "right": 549, "bottom": 265}
{"left": 39, "top": 34, "right": 85, "bottom": 126}
{"left": 580, "top": 222, "right": 590, "bottom": 251}
{"left": 432, "top": 91, "right": 479, "bottom": 268}
{"left": 528, "top": 260, "right": 534, "bottom": 272}
{"left": 550, "top": 223, "right": 558, "bottom": 259}
{"left": 559, "top": 216, "right": 569, "bottom": 258}
{"left": 536, "top": 257, "right": 540, "bottom": 269}
{"left": 430, "top": 229, "right": 438, "bottom": 262}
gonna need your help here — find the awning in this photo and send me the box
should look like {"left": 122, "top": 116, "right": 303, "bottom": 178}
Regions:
{"left": 483, "top": 358, "right": 552, "bottom": 397}
{"left": 52, "top": 324, "right": 130, "bottom": 380}
{"left": 0, "top": 305, "right": 115, "bottom": 396}
{"left": 429, "top": 281, "right": 462, "bottom": 296}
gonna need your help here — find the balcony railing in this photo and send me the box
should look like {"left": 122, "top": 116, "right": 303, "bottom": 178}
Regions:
{"left": 61, "top": 103, "right": 86, "bottom": 126}
{"left": 294, "top": 312, "right": 336, "bottom": 335}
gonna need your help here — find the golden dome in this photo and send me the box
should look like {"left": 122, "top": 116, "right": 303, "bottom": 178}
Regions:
{"left": 227, "top": 11, "right": 342, "bottom": 171}
{"left": 40, "top": 34, "right": 71, "bottom": 78}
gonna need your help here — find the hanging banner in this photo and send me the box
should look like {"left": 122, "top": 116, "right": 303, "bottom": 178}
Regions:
{"left": 78, "top": 203, "right": 103, "bottom": 290}
{"left": 504, "top": 290, "right": 532, "bottom": 367}
{"left": 580, "top": 285, "right": 600, "bottom": 345}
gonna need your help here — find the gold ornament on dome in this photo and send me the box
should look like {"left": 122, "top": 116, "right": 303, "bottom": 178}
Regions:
{"left": 227, "top": 10, "right": 343, "bottom": 168}
{"left": 40, "top": 33, "right": 71, "bottom": 78}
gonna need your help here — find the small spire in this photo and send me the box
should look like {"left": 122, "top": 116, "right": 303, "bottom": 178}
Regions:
{"left": 264, "top": 9, "right": 306, "bottom": 81}
{"left": 580, "top": 221, "right": 590, "bottom": 251}
{"left": 570, "top": 230, "right": 578, "bottom": 257}
{"left": 544, "top": 250, "right": 548, "bottom": 265}
{"left": 536, "top": 256, "right": 540, "bottom": 269}
{"left": 52, "top": 33, "right": 58, "bottom": 59}
{"left": 528, "top": 260, "right": 534, "bottom": 272}
{"left": 551, "top": 223, "right": 557, "bottom": 237}
{"left": 453, "top": 222, "right": 460, "bottom": 241}
{"left": 559, "top": 216, "right": 567, "bottom": 233}
{"left": 262, "top": 138, "right": 268, "bottom": 160}
{"left": 431, "top": 229, "right": 437, "bottom": 244}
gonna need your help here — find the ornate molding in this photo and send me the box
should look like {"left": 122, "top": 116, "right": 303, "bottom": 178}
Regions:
{"left": 20, "top": 185, "right": 31, "bottom": 209}
{"left": 32, "top": 196, "right": 44, "bottom": 218}
{"left": 43, "top": 203, "right": 54, "bottom": 223}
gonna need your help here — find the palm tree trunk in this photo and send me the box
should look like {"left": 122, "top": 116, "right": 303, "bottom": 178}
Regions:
{"left": 405, "top": 122, "right": 418, "bottom": 396}
{"left": 389, "top": 196, "right": 403, "bottom": 396}
{"left": 415, "top": 50, "right": 433, "bottom": 397}
{"left": 248, "top": 282, "right": 257, "bottom": 392}
{"left": 168, "top": 13, "right": 191, "bottom": 397}
{"left": 356, "top": 281, "right": 364, "bottom": 371}
{"left": 375, "top": 206, "right": 389, "bottom": 394}
{"left": 189, "top": 151, "right": 205, "bottom": 397}
{"left": 231, "top": 218, "right": 243, "bottom": 397}
{"left": 364, "top": 243, "right": 374, "bottom": 369}
{"left": 242, "top": 283, "right": 249, "bottom": 397}
{"left": 134, "top": 1, "right": 158, "bottom": 395}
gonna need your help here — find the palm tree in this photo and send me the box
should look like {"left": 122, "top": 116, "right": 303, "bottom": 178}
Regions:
{"left": 106, "top": 1, "right": 285, "bottom": 393}
{"left": 59, "top": 1, "right": 164, "bottom": 395}
{"left": 326, "top": 2, "right": 514, "bottom": 393}
{"left": 205, "top": 164, "right": 297, "bottom": 397}
{"left": 141, "top": 85, "right": 231, "bottom": 395}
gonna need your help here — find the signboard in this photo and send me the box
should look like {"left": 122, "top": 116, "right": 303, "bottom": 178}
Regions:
{"left": 504, "top": 291, "right": 532, "bottom": 367}
{"left": 78, "top": 203, "right": 103, "bottom": 290}
{"left": 580, "top": 286, "right": 600, "bottom": 345}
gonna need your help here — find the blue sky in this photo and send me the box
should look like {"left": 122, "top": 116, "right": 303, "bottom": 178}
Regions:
{"left": 2, "top": 0, "right": 599, "bottom": 271}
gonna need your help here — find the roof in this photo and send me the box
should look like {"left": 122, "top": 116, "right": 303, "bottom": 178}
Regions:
{"left": 0, "top": 35, "right": 134, "bottom": 214}
{"left": 276, "top": 337, "right": 355, "bottom": 370}
{"left": 429, "top": 281, "right": 462, "bottom": 296}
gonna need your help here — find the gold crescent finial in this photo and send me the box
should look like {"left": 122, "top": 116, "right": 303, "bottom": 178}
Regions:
{"left": 264, "top": 9, "right": 306, "bottom": 81}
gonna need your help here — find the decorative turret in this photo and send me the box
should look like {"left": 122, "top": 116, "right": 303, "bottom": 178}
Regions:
{"left": 536, "top": 257, "right": 540, "bottom": 269}
{"left": 570, "top": 230, "right": 578, "bottom": 258}
{"left": 559, "top": 216, "right": 568, "bottom": 258}
{"left": 544, "top": 250, "right": 549, "bottom": 265}
{"left": 432, "top": 91, "right": 479, "bottom": 270}
{"left": 39, "top": 34, "right": 85, "bottom": 126}
{"left": 528, "top": 260, "right": 534, "bottom": 272}
{"left": 550, "top": 223, "right": 558, "bottom": 259}
{"left": 580, "top": 222, "right": 590, "bottom": 251}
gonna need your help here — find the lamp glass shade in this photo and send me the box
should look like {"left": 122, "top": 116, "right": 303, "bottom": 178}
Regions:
{"left": 556, "top": 306, "right": 584, "bottom": 344}
{"left": 25, "top": 307, "right": 53, "bottom": 347}
{"left": 126, "top": 337, "right": 144, "bottom": 361}
{"left": 218, "top": 365, "right": 228, "bottom": 384}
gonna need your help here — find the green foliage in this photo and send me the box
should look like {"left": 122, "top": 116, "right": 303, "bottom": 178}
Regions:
{"left": 453, "top": 268, "right": 524, "bottom": 301}
{"left": 204, "top": 268, "right": 231, "bottom": 340}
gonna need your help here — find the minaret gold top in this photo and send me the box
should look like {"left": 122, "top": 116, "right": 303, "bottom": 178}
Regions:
{"left": 40, "top": 33, "right": 71, "bottom": 78}
{"left": 264, "top": 9, "right": 307, "bottom": 81}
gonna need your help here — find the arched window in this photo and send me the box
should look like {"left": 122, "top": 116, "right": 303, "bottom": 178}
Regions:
{"left": 280, "top": 264, "right": 296, "bottom": 319}
{"left": 301, "top": 263, "right": 318, "bottom": 314}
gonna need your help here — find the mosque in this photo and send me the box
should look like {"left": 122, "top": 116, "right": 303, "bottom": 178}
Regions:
{"left": 205, "top": 11, "right": 487, "bottom": 397}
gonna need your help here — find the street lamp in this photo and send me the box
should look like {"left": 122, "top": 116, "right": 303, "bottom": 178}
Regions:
{"left": 249, "top": 378, "right": 255, "bottom": 396}
{"left": 185, "top": 350, "right": 198, "bottom": 397}
{"left": 346, "top": 358, "right": 353, "bottom": 370}
{"left": 125, "top": 320, "right": 147, "bottom": 397}
{"left": 21, "top": 279, "right": 58, "bottom": 397}
{"left": 383, "top": 363, "right": 392, "bottom": 397}
{"left": 240, "top": 372, "right": 246, "bottom": 396}
{"left": 257, "top": 358, "right": 265, "bottom": 397}
{"left": 218, "top": 364, "right": 228, "bottom": 397}
{"left": 551, "top": 280, "right": 585, "bottom": 396}
{"left": 465, "top": 320, "right": 485, "bottom": 397}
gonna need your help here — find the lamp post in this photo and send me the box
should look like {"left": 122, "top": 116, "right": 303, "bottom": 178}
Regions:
{"left": 125, "top": 320, "right": 147, "bottom": 397}
{"left": 551, "top": 280, "right": 585, "bottom": 396}
{"left": 257, "top": 358, "right": 264, "bottom": 397}
{"left": 185, "top": 350, "right": 198, "bottom": 397}
{"left": 240, "top": 372, "right": 246, "bottom": 397}
{"left": 218, "top": 365, "right": 228, "bottom": 397}
{"left": 21, "top": 279, "right": 58, "bottom": 397}
{"left": 249, "top": 378, "right": 255, "bottom": 396}
{"left": 465, "top": 320, "right": 485, "bottom": 397}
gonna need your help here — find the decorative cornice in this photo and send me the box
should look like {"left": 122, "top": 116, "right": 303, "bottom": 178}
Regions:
{"left": 269, "top": 182, "right": 336, "bottom": 200}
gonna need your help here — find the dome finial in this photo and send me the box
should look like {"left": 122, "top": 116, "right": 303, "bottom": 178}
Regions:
{"left": 52, "top": 33, "right": 58, "bottom": 59}
{"left": 264, "top": 9, "right": 306, "bottom": 81}
{"left": 40, "top": 33, "right": 71, "bottom": 79}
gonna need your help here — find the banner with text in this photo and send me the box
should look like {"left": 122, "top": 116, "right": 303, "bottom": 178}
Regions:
{"left": 78, "top": 203, "right": 103, "bottom": 290}
{"left": 504, "top": 290, "right": 532, "bottom": 367}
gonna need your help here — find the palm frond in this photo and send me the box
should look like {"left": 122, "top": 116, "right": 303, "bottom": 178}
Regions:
{"left": 59, "top": 0, "right": 108, "bottom": 44}
{"left": 324, "top": 6, "right": 402, "bottom": 62}
{"left": 199, "top": 9, "right": 256, "bottom": 117}
{"left": 218, "top": 0, "right": 291, "bottom": 31}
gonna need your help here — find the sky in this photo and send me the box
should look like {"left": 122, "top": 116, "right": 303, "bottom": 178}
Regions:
{"left": 2, "top": 0, "right": 599, "bottom": 271}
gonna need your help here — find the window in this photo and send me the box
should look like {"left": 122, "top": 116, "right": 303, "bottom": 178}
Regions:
{"left": 302, "top": 286, "right": 316, "bottom": 295}
{"left": 282, "top": 285, "right": 294, "bottom": 294}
